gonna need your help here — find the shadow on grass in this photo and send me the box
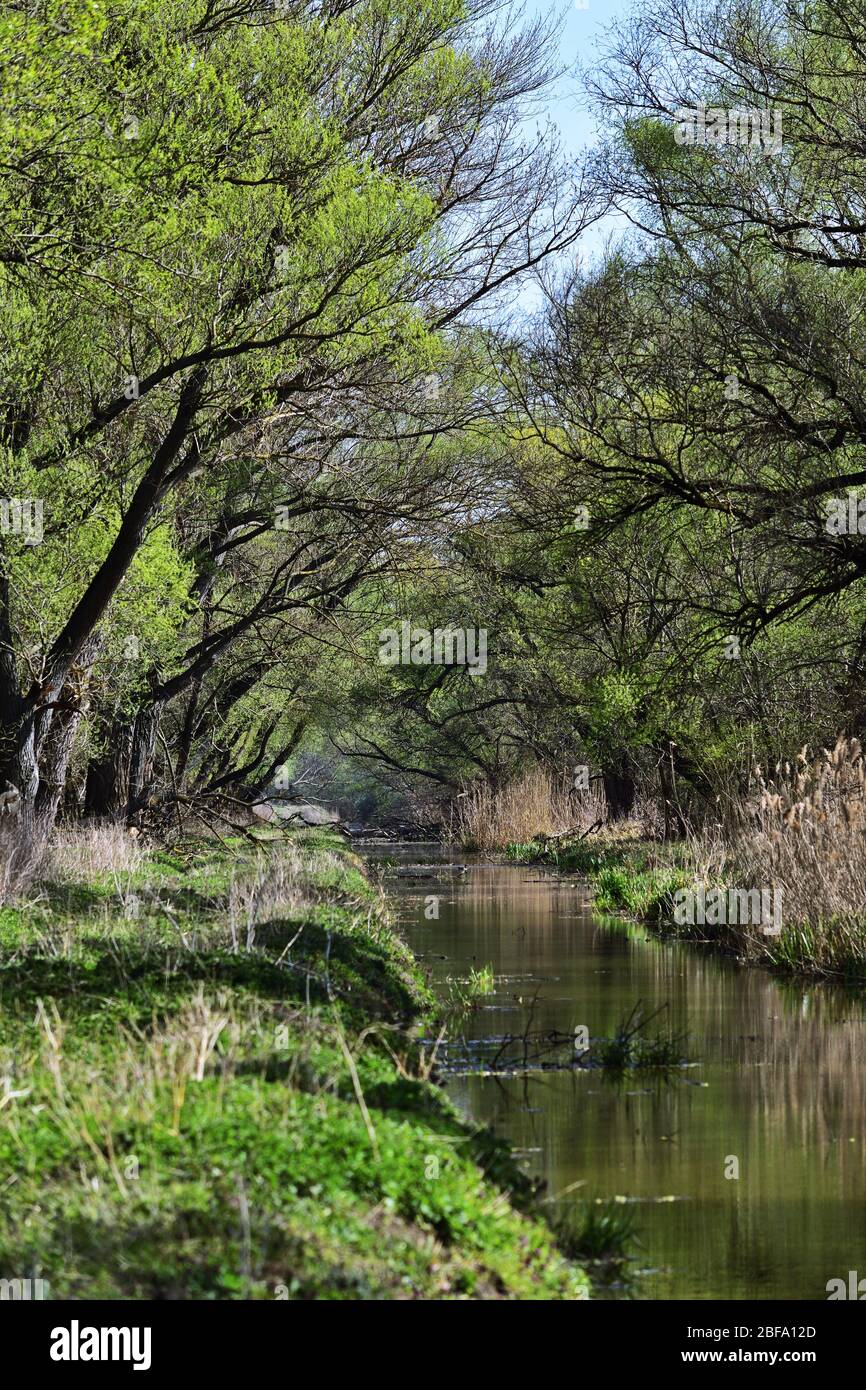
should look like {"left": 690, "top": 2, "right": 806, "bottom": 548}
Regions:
{"left": 32, "top": 879, "right": 112, "bottom": 916}
{"left": 0, "top": 916, "right": 420, "bottom": 1022}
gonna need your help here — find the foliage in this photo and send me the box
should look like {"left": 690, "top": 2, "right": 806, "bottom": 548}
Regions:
{"left": 0, "top": 829, "right": 588, "bottom": 1299}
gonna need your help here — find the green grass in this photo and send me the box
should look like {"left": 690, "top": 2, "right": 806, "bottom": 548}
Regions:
{"left": 555, "top": 1199, "right": 640, "bottom": 1287}
{"left": 0, "top": 828, "right": 588, "bottom": 1300}
{"left": 446, "top": 963, "right": 496, "bottom": 1012}
{"left": 593, "top": 862, "right": 687, "bottom": 919}
{"left": 506, "top": 835, "right": 689, "bottom": 920}
{"left": 507, "top": 832, "right": 866, "bottom": 982}
{"left": 503, "top": 842, "right": 537, "bottom": 862}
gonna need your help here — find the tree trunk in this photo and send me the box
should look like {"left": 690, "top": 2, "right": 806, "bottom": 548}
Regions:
{"left": 0, "top": 719, "right": 40, "bottom": 891}
{"left": 658, "top": 741, "right": 689, "bottom": 839}
{"left": 127, "top": 703, "right": 160, "bottom": 824}
{"left": 602, "top": 753, "right": 636, "bottom": 820}
{"left": 0, "top": 636, "right": 100, "bottom": 888}
{"left": 84, "top": 717, "right": 132, "bottom": 818}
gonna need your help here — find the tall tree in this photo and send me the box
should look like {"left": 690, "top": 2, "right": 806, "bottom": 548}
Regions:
{"left": 0, "top": 0, "right": 594, "bottom": 877}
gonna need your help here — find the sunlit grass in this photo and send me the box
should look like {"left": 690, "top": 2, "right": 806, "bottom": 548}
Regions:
{"left": 0, "top": 833, "right": 588, "bottom": 1300}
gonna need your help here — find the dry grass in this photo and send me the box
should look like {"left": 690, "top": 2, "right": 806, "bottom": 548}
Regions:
{"left": 740, "top": 736, "right": 866, "bottom": 917}
{"left": 657, "top": 738, "right": 866, "bottom": 975}
{"left": 225, "top": 842, "right": 369, "bottom": 952}
{"left": 38, "top": 821, "right": 147, "bottom": 882}
{"left": 227, "top": 843, "right": 305, "bottom": 950}
{"left": 725, "top": 737, "right": 866, "bottom": 970}
{"left": 449, "top": 766, "right": 605, "bottom": 851}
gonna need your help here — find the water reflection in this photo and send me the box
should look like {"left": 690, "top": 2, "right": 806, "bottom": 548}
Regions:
{"left": 366, "top": 847, "right": 866, "bottom": 1300}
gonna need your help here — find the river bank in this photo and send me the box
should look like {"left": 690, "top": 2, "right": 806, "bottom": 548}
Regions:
{"left": 504, "top": 831, "right": 866, "bottom": 984}
{"left": 0, "top": 826, "right": 588, "bottom": 1300}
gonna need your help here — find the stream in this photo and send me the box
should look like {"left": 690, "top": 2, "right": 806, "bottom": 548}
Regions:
{"left": 364, "top": 843, "right": 866, "bottom": 1300}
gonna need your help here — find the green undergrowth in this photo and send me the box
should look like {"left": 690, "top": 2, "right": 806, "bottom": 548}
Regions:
{"left": 0, "top": 827, "right": 588, "bottom": 1300}
{"left": 506, "top": 836, "right": 689, "bottom": 920}
{"left": 507, "top": 833, "right": 866, "bottom": 981}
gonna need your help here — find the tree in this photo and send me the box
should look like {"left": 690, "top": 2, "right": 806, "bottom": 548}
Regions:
{"left": 0, "top": 0, "right": 593, "bottom": 878}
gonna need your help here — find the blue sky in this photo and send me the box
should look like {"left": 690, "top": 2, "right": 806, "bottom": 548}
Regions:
{"left": 514, "top": 0, "right": 636, "bottom": 301}
{"left": 526, "top": 0, "right": 632, "bottom": 159}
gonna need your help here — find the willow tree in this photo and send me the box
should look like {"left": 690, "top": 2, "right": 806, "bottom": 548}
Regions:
{"left": 0, "top": 0, "right": 594, "bottom": 876}
{"left": 530, "top": 0, "right": 866, "bottom": 631}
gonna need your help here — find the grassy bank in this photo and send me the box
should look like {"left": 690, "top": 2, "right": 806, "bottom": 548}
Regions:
{"left": 0, "top": 826, "right": 588, "bottom": 1300}
{"left": 506, "top": 834, "right": 690, "bottom": 919}
{"left": 507, "top": 829, "right": 866, "bottom": 983}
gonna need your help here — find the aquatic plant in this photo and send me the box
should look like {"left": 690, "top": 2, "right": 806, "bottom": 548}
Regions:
{"left": 556, "top": 1198, "right": 639, "bottom": 1266}
{"left": 591, "top": 1002, "right": 688, "bottom": 1072}
{"left": 445, "top": 963, "right": 496, "bottom": 1011}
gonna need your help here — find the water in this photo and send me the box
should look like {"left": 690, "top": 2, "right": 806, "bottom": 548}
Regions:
{"left": 365, "top": 845, "right": 866, "bottom": 1300}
